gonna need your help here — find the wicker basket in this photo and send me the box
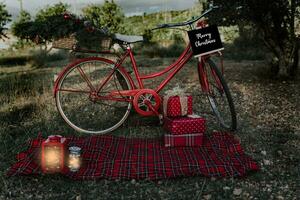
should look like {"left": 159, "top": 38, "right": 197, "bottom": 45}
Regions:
{"left": 52, "top": 33, "right": 113, "bottom": 52}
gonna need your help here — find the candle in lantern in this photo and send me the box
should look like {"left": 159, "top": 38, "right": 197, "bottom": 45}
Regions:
{"left": 41, "top": 135, "right": 66, "bottom": 173}
{"left": 44, "top": 146, "right": 61, "bottom": 168}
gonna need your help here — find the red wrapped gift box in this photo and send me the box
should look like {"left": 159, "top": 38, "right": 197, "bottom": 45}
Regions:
{"left": 164, "top": 133, "right": 204, "bottom": 147}
{"left": 163, "top": 115, "right": 206, "bottom": 135}
{"left": 163, "top": 95, "right": 193, "bottom": 117}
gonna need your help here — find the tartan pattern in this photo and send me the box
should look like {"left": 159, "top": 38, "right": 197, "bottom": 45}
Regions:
{"left": 163, "top": 116, "right": 206, "bottom": 135}
{"left": 7, "top": 132, "right": 259, "bottom": 180}
{"left": 165, "top": 96, "right": 193, "bottom": 117}
{"left": 164, "top": 133, "right": 203, "bottom": 147}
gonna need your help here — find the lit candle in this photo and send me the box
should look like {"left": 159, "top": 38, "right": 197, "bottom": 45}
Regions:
{"left": 68, "top": 146, "right": 81, "bottom": 172}
{"left": 45, "top": 146, "right": 61, "bottom": 169}
{"left": 41, "top": 135, "right": 66, "bottom": 173}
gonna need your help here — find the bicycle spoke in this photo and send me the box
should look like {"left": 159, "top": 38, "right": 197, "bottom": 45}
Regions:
{"left": 96, "top": 68, "right": 116, "bottom": 93}
{"left": 138, "top": 102, "right": 144, "bottom": 106}
{"left": 56, "top": 59, "right": 132, "bottom": 134}
{"left": 77, "top": 66, "right": 96, "bottom": 92}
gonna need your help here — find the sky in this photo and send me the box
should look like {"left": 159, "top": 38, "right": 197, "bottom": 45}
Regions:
{"left": 3, "top": 0, "right": 199, "bottom": 18}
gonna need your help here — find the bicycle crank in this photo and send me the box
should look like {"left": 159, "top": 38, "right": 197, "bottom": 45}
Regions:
{"left": 133, "top": 89, "right": 161, "bottom": 116}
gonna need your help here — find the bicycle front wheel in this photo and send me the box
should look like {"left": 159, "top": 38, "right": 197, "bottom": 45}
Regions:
{"left": 201, "top": 56, "right": 237, "bottom": 131}
{"left": 55, "top": 58, "right": 132, "bottom": 134}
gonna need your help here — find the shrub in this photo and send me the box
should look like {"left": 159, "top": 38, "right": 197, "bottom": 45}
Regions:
{"left": 30, "top": 49, "right": 68, "bottom": 68}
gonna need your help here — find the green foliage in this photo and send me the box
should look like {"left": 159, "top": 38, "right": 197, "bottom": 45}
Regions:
{"left": 123, "top": 10, "right": 190, "bottom": 42}
{"left": 11, "top": 11, "right": 33, "bottom": 49}
{"left": 35, "top": 2, "right": 68, "bottom": 21}
{"left": 209, "top": 0, "right": 300, "bottom": 77}
{"left": 83, "top": 0, "right": 124, "bottom": 33}
{"left": 210, "top": 0, "right": 299, "bottom": 37}
{"left": 17, "top": 10, "right": 31, "bottom": 23}
{"left": 142, "top": 29, "right": 153, "bottom": 43}
{"left": 0, "top": 3, "right": 11, "bottom": 39}
{"left": 12, "top": 3, "right": 79, "bottom": 44}
{"left": 218, "top": 26, "right": 239, "bottom": 43}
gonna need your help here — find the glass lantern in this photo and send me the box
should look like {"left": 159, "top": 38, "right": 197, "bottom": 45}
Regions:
{"left": 41, "top": 135, "right": 66, "bottom": 173}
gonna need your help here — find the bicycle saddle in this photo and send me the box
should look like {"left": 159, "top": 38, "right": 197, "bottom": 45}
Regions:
{"left": 114, "top": 33, "right": 144, "bottom": 43}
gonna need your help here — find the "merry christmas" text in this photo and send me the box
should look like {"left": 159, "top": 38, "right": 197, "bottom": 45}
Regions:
{"left": 195, "top": 33, "right": 216, "bottom": 47}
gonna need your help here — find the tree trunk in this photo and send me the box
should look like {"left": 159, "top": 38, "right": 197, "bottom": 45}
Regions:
{"left": 271, "top": 40, "right": 299, "bottom": 78}
{"left": 277, "top": 53, "right": 290, "bottom": 77}
{"left": 289, "top": 38, "right": 299, "bottom": 77}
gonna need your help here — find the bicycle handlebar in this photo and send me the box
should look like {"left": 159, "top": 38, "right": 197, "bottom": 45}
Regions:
{"left": 152, "top": 3, "right": 219, "bottom": 30}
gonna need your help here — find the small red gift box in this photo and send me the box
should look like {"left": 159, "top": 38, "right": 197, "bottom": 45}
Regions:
{"left": 163, "top": 115, "right": 206, "bottom": 135}
{"left": 163, "top": 95, "right": 193, "bottom": 117}
{"left": 164, "top": 133, "right": 204, "bottom": 147}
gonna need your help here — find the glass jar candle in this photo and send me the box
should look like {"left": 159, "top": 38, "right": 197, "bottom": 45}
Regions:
{"left": 68, "top": 146, "right": 81, "bottom": 172}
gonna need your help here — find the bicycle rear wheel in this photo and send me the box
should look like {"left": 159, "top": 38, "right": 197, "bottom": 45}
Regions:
{"left": 55, "top": 58, "right": 132, "bottom": 134}
{"left": 200, "top": 56, "right": 237, "bottom": 131}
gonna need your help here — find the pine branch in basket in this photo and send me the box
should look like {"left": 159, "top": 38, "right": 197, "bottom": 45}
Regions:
{"left": 52, "top": 13, "right": 113, "bottom": 51}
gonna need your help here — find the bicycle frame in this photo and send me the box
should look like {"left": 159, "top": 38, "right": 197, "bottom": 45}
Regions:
{"left": 54, "top": 25, "right": 224, "bottom": 110}
{"left": 102, "top": 43, "right": 224, "bottom": 96}
{"left": 114, "top": 44, "right": 193, "bottom": 93}
{"left": 54, "top": 42, "right": 224, "bottom": 111}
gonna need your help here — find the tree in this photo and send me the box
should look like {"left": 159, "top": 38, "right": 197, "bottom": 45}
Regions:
{"left": 82, "top": 0, "right": 124, "bottom": 33}
{"left": 11, "top": 10, "right": 32, "bottom": 39}
{"left": 12, "top": 3, "right": 78, "bottom": 50}
{"left": 35, "top": 2, "right": 68, "bottom": 21}
{"left": 209, "top": 0, "right": 300, "bottom": 78}
{"left": 0, "top": 3, "right": 11, "bottom": 39}
{"left": 11, "top": 10, "right": 32, "bottom": 48}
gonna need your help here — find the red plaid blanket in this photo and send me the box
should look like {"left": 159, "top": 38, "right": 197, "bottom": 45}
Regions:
{"left": 7, "top": 132, "right": 259, "bottom": 180}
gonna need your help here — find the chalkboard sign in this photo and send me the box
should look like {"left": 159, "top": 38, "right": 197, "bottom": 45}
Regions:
{"left": 188, "top": 25, "right": 224, "bottom": 57}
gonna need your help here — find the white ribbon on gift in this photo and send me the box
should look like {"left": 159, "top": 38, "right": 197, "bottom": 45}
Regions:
{"left": 163, "top": 86, "right": 189, "bottom": 116}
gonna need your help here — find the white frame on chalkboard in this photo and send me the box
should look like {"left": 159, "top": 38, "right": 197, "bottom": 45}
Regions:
{"left": 194, "top": 48, "right": 224, "bottom": 58}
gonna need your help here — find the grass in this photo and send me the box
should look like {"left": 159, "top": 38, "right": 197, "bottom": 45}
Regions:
{"left": 0, "top": 48, "right": 299, "bottom": 199}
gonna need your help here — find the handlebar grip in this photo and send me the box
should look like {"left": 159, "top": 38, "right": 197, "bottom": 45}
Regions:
{"left": 151, "top": 24, "right": 168, "bottom": 31}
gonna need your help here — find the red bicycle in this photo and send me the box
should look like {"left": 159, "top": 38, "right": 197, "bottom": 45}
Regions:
{"left": 54, "top": 5, "right": 237, "bottom": 134}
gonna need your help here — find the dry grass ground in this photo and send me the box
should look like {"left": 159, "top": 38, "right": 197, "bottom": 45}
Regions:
{"left": 0, "top": 50, "right": 299, "bottom": 199}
